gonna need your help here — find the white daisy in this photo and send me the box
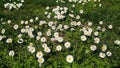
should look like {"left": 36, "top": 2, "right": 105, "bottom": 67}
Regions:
{"left": 36, "top": 51, "right": 43, "bottom": 58}
{"left": 13, "top": 24, "right": 19, "bottom": 30}
{"left": 101, "top": 44, "right": 107, "bottom": 52}
{"left": 66, "top": 55, "right": 74, "bottom": 63}
{"left": 114, "top": 40, "right": 120, "bottom": 45}
{"left": 108, "top": 25, "right": 113, "bottom": 29}
{"left": 57, "top": 37, "right": 64, "bottom": 43}
{"left": 64, "top": 42, "right": 71, "bottom": 48}
{"left": 17, "top": 38, "right": 24, "bottom": 44}
{"left": 99, "top": 21, "right": 103, "bottom": 25}
{"left": 44, "top": 47, "right": 51, "bottom": 53}
{"left": 38, "top": 57, "right": 44, "bottom": 64}
{"left": 56, "top": 45, "right": 62, "bottom": 51}
{"left": 81, "top": 35, "right": 87, "bottom": 41}
{"left": 94, "top": 31, "right": 99, "bottom": 36}
{"left": 94, "top": 37, "right": 100, "bottom": 44}
{"left": 6, "top": 38, "right": 13, "bottom": 43}
{"left": 41, "top": 37, "right": 46, "bottom": 42}
{"left": 28, "top": 46, "right": 36, "bottom": 53}
{"left": 42, "top": 43, "right": 48, "bottom": 48}
{"left": 106, "top": 51, "right": 112, "bottom": 56}
{"left": 90, "top": 45, "right": 97, "bottom": 51}
{"left": 0, "top": 35, "right": 3, "bottom": 41}
{"left": 9, "top": 50, "right": 15, "bottom": 56}
{"left": 99, "top": 52, "right": 106, "bottom": 58}
{"left": 1, "top": 29, "right": 5, "bottom": 34}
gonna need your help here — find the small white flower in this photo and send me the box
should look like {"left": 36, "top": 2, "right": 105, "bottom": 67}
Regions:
{"left": 36, "top": 51, "right": 43, "bottom": 58}
{"left": 42, "top": 43, "right": 48, "bottom": 48}
{"left": 17, "top": 38, "right": 24, "bottom": 44}
{"left": 56, "top": 45, "right": 62, "bottom": 51}
{"left": 51, "top": 26, "right": 56, "bottom": 30}
{"left": 0, "top": 35, "right": 3, "bottom": 41}
{"left": 1, "top": 29, "right": 5, "bottom": 34}
{"left": 101, "top": 44, "right": 107, "bottom": 52}
{"left": 94, "top": 37, "right": 100, "bottom": 44}
{"left": 13, "top": 24, "right": 19, "bottom": 30}
{"left": 88, "top": 22, "right": 92, "bottom": 26}
{"left": 94, "top": 31, "right": 99, "bottom": 36}
{"left": 50, "top": 38, "right": 55, "bottom": 42}
{"left": 96, "top": 26, "right": 101, "bottom": 30}
{"left": 44, "top": 11, "right": 48, "bottom": 15}
{"left": 54, "top": 32, "right": 59, "bottom": 37}
{"left": 84, "top": 31, "right": 92, "bottom": 36}
{"left": 46, "top": 6, "right": 50, "bottom": 10}
{"left": 21, "top": 0, "right": 24, "bottom": 3}
{"left": 99, "top": 52, "right": 106, "bottom": 58}
{"left": 90, "top": 45, "right": 97, "bottom": 51}
{"left": 6, "top": 38, "right": 12, "bottom": 43}
{"left": 108, "top": 25, "right": 113, "bottom": 29}
{"left": 102, "top": 28, "right": 106, "bottom": 32}
{"left": 21, "top": 20, "right": 24, "bottom": 24}
{"left": 44, "top": 47, "right": 51, "bottom": 53}
{"left": 99, "top": 3, "right": 102, "bottom": 7}
{"left": 36, "top": 36, "right": 41, "bottom": 40}
{"left": 46, "top": 30, "right": 51, "bottom": 36}
{"left": 25, "top": 25, "right": 30, "bottom": 29}
{"left": 9, "top": 50, "right": 15, "bottom": 56}
{"left": 41, "top": 37, "right": 46, "bottom": 42}
{"left": 64, "top": 42, "right": 71, "bottom": 48}
{"left": 114, "top": 40, "right": 120, "bottom": 45}
{"left": 64, "top": 25, "right": 69, "bottom": 29}
{"left": 35, "top": 17, "right": 39, "bottom": 20}
{"left": 29, "top": 43, "right": 33, "bottom": 46}
{"left": 21, "top": 28, "right": 26, "bottom": 33}
{"left": 25, "top": 21, "right": 29, "bottom": 24}
{"left": 66, "top": 55, "right": 74, "bottom": 63}
{"left": 57, "top": 37, "right": 64, "bottom": 43}
{"left": 81, "top": 35, "right": 87, "bottom": 41}
{"left": 99, "top": 21, "right": 103, "bottom": 25}
{"left": 37, "top": 32, "right": 42, "bottom": 36}
{"left": 48, "top": 21, "right": 53, "bottom": 27}
{"left": 80, "top": 9, "right": 84, "bottom": 14}
{"left": 7, "top": 20, "right": 11, "bottom": 24}
{"left": 28, "top": 46, "right": 36, "bottom": 53}
{"left": 106, "top": 51, "right": 112, "bottom": 56}
{"left": 77, "top": 21, "right": 81, "bottom": 26}
{"left": 38, "top": 57, "right": 44, "bottom": 64}
{"left": 29, "top": 19, "right": 34, "bottom": 23}
{"left": 76, "top": 15, "right": 80, "bottom": 19}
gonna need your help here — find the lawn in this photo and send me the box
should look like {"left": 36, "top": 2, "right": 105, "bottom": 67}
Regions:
{"left": 0, "top": 0, "right": 120, "bottom": 68}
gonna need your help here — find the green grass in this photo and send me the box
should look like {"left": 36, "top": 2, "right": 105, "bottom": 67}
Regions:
{"left": 0, "top": 0, "right": 120, "bottom": 68}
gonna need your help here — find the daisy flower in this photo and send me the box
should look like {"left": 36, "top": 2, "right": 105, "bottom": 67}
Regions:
{"left": 9, "top": 50, "right": 15, "bottom": 57}
{"left": 81, "top": 35, "right": 87, "bottom": 41}
{"left": 64, "top": 42, "right": 71, "bottom": 48}
{"left": 66, "top": 55, "right": 74, "bottom": 63}
{"left": 99, "top": 52, "right": 106, "bottom": 58}
{"left": 56, "top": 45, "right": 62, "bottom": 51}
{"left": 90, "top": 45, "right": 97, "bottom": 51}
{"left": 36, "top": 51, "right": 43, "bottom": 58}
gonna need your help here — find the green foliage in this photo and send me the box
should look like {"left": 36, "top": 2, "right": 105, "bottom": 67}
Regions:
{"left": 0, "top": 0, "right": 120, "bottom": 68}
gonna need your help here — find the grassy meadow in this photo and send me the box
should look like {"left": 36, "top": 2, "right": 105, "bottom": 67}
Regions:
{"left": 0, "top": 0, "right": 120, "bottom": 68}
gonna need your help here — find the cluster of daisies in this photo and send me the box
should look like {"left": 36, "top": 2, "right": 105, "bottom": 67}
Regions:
{"left": 3, "top": 0, "right": 24, "bottom": 10}
{"left": 45, "top": 6, "right": 68, "bottom": 20}
{"left": 56, "top": 0, "right": 102, "bottom": 7}
{"left": 1, "top": 19, "right": 115, "bottom": 66}
{"left": 0, "top": 0, "right": 118, "bottom": 67}
{"left": 80, "top": 21, "right": 114, "bottom": 58}
{"left": 0, "top": 16, "right": 72, "bottom": 66}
